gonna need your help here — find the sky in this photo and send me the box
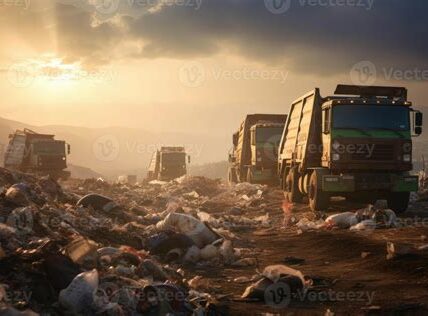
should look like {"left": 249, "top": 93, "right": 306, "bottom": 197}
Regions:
{"left": 0, "top": 0, "right": 428, "bottom": 135}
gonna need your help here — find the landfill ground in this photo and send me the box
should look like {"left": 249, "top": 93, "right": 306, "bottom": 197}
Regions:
{"left": 207, "top": 199, "right": 428, "bottom": 315}
{"left": 1, "top": 170, "right": 428, "bottom": 315}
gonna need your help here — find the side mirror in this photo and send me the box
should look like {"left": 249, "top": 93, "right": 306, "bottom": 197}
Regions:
{"left": 67, "top": 144, "right": 71, "bottom": 155}
{"left": 322, "top": 108, "right": 331, "bottom": 134}
{"left": 187, "top": 155, "right": 191, "bottom": 164}
{"left": 415, "top": 112, "right": 423, "bottom": 127}
{"left": 415, "top": 126, "right": 422, "bottom": 136}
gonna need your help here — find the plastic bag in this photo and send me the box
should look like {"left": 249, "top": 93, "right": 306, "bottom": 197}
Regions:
{"left": 156, "top": 213, "right": 218, "bottom": 248}
{"left": 59, "top": 269, "right": 99, "bottom": 313}
{"left": 325, "top": 212, "right": 358, "bottom": 229}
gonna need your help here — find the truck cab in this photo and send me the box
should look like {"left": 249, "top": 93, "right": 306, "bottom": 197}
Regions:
{"left": 4, "top": 129, "right": 71, "bottom": 180}
{"left": 248, "top": 123, "right": 284, "bottom": 182}
{"left": 279, "top": 85, "right": 423, "bottom": 213}
{"left": 147, "top": 147, "right": 189, "bottom": 181}
{"left": 228, "top": 114, "right": 286, "bottom": 184}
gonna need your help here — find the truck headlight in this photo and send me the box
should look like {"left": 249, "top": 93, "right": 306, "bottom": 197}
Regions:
{"left": 403, "top": 154, "right": 411, "bottom": 162}
{"left": 332, "top": 153, "right": 340, "bottom": 161}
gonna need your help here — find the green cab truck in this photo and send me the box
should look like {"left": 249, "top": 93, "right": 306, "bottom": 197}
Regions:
{"left": 4, "top": 128, "right": 71, "bottom": 180}
{"left": 278, "top": 85, "right": 423, "bottom": 213}
{"left": 228, "top": 114, "right": 287, "bottom": 184}
{"left": 146, "top": 147, "right": 190, "bottom": 181}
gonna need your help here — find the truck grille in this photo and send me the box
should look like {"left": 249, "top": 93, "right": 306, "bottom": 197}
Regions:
{"left": 39, "top": 155, "right": 66, "bottom": 168}
{"left": 351, "top": 144, "right": 395, "bottom": 161}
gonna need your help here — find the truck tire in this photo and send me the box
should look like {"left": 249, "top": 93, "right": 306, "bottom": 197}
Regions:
{"left": 285, "top": 167, "right": 303, "bottom": 203}
{"left": 308, "top": 171, "right": 329, "bottom": 212}
{"left": 387, "top": 192, "right": 410, "bottom": 214}
{"left": 228, "top": 168, "right": 237, "bottom": 184}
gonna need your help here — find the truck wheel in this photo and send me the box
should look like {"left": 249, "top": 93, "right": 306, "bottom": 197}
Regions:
{"left": 308, "top": 171, "right": 329, "bottom": 212}
{"left": 228, "top": 168, "right": 237, "bottom": 184}
{"left": 387, "top": 192, "right": 410, "bottom": 214}
{"left": 285, "top": 168, "right": 303, "bottom": 203}
{"left": 246, "top": 168, "right": 254, "bottom": 184}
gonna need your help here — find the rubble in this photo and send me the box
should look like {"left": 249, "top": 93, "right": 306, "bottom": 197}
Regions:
{"left": 1, "top": 167, "right": 426, "bottom": 314}
{"left": 0, "top": 169, "right": 283, "bottom": 314}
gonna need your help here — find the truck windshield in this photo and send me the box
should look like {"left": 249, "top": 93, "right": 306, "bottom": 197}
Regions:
{"left": 33, "top": 142, "right": 65, "bottom": 154}
{"left": 162, "top": 153, "right": 185, "bottom": 165}
{"left": 333, "top": 105, "right": 410, "bottom": 131}
{"left": 256, "top": 127, "right": 284, "bottom": 144}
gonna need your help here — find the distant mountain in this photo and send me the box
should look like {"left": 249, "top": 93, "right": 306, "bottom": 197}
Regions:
{"left": 0, "top": 116, "right": 229, "bottom": 178}
{"left": 66, "top": 164, "right": 103, "bottom": 179}
{"left": 189, "top": 161, "right": 229, "bottom": 180}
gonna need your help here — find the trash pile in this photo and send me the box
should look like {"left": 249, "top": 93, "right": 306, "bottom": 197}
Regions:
{"left": 296, "top": 203, "right": 398, "bottom": 233}
{"left": 0, "top": 168, "right": 282, "bottom": 315}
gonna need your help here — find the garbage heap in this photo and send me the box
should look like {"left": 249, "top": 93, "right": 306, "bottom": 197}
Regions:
{"left": 0, "top": 169, "right": 282, "bottom": 315}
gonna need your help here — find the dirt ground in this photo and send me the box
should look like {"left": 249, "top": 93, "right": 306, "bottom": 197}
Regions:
{"left": 198, "top": 197, "right": 428, "bottom": 315}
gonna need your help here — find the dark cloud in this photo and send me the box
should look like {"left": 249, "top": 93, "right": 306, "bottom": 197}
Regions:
{"left": 124, "top": 0, "right": 428, "bottom": 74}
{"left": 2, "top": 0, "right": 427, "bottom": 75}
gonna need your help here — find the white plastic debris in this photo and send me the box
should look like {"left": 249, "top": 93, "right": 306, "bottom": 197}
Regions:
{"left": 188, "top": 276, "right": 210, "bottom": 290}
{"left": 200, "top": 244, "right": 219, "bottom": 260}
{"left": 156, "top": 212, "right": 218, "bottom": 248}
{"left": 350, "top": 219, "right": 377, "bottom": 231}
{"left": 262, "top": 264, "right": 306, "bottom": 286}
{"left": 296, "top": 218, "right": 325, "bottom": 231}
{"left": 325, "top": 212, "right": 358, "bottom": 229}
{"left": 59, "top": 269, "right": 99, "bottom": 313}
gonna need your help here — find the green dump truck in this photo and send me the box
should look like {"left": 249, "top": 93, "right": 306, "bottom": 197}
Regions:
{"left": 4, "top": 128, "right": 71, "bottom": 180}
{"left": 278, "top": 85, "right": 423, "bottom": 213}
{"left": 146, "top": 147, "right": 190, "bottom": 181}
{"left": 228, "top": 114, "right": 287, "bottom": 184}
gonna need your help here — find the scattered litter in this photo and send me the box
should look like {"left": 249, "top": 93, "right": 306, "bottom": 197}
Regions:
{"left": 59, "top": 269, "right": 99, "bottom": 313}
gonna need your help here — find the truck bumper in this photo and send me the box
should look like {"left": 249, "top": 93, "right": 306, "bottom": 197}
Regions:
{"left": 322, "top": 174, "right": 418, "bottom": 193}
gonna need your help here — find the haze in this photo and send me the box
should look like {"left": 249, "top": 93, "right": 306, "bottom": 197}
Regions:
{"left": 1, "top": 0, "right": 427, "bottom": 174}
